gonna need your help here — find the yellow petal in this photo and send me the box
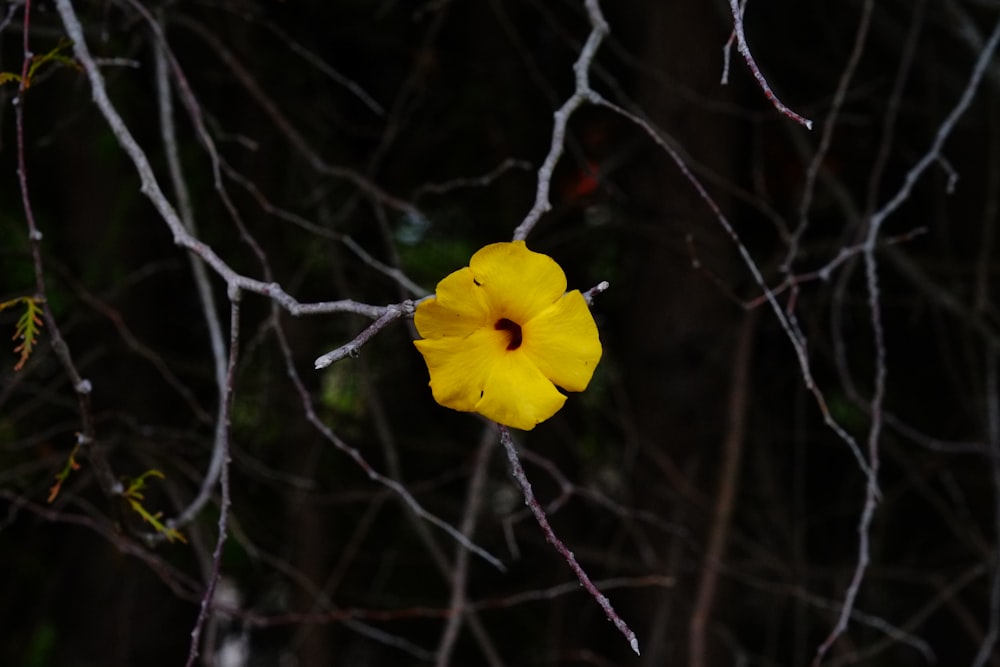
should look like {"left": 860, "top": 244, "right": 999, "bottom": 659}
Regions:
{"left": 414, "top": 327, "right": 509, "bottom": 413}
{"left": 522, "top": 290, "right": 602, "bottom": 392}
{"left": 414, "top": 329, "right": 567, "bottom": 430}
{"left": 414, "top": 267, "right": 490, "bottom": 339}
{"left": 475, "top": 350, "right": 567, "bottom": 430}
{"left": 468, "top": 241, "right": 567, "bottom": 324}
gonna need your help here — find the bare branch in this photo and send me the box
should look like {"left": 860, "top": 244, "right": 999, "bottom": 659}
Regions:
{"left": 512, "top": 0, "right": 609, "bottom": 241}
{"left": 724, "top": 0, "right": 813, "bottom": 129}
{"left": 184, "top": 295, "right": 240, "bottom": 667}
{"left": 498, "top": 425, "right": 640, "bottom": 656}
{"left": 53, "top": 0, "right": 389, "bottom": 321}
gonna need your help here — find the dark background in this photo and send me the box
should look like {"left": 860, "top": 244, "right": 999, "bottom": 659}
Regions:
{"left": 2, "top": 0, "right": 999, "bottom": 666}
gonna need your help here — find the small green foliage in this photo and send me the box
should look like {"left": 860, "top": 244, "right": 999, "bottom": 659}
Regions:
{"left": 47, "top": 443, "right": 80, "bottom": 503}
{"left": 0, "top": 295, "right": 44, "bottom": 371}
{"left": 0, "top": 38, "right": 79, "bottom": 89}
{"left": 122, "top": 470, "right": 187, "bottom": 543}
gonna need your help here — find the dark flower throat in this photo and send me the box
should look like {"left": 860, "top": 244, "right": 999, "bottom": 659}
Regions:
{"left": 494, "top": 318, "right": 523, "bottom": 350}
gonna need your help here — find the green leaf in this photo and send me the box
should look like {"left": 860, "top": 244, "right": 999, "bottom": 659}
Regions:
{"left": 1, "top": 296, "right": 45, "bottom": 371}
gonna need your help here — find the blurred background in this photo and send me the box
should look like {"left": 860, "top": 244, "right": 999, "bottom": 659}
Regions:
{"left": 2, "top": 0, "right": 999, "bottom": 665}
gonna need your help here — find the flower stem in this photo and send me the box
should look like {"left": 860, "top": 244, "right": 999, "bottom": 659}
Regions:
{"left": 498, "top": 424, "right": 640, "bottom": 656}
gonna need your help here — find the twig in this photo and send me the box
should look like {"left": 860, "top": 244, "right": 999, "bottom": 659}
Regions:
{"left": 864, "top": 0, "right": 925, "bottom": 217}
{"left": 153, "top": 28, "right": 230, "bottom": 531}
{"left": 198, "top": 575, "right": 671, "bottom": 627}
{"left": 719, "top": 0, "right": 746, "bottom": 85}
{"left": 512, "top": 0, "right": 609, "bottom": 241}
{"left": 582, "top": 280, "right": 610, "bottom": 306}
{"left": 251, "top": 18, "right": 384, "bottom": 116}
{"left": 592, "top": 94, "right": 875, "bottom": 485}
{"left": 184, "top": 294, "right": 240, "bottom": 667}
{"left": 434, "top": 430, "right": 494, "bottom": 667}
{"left": 724, "top": 0, "right": 813, "bottom": 129}
{"left": 689, "top": 311, "right": 756, "bottom": 667}
{"left": 16, "top": 0, "right": 118, "bottom": 496}
{"left": 0, "top": 490, "right": 202, "bottom": 601}
{"left": 813, "top": 12, "right": 1000, "bottom": 664}
{"left": 498, "top": 425, "right": 640, "bottom": 656}
{"left": 867, "top": 13, "right": 1000, "bottom": 238}
{"left": 413, "top": 158, "right": 533, "bottom": 198}
{"left": 971, "top": 350, "right": 1000, "bottom": 667}
{"left": 53, "top": 0, "right": 390, "bottom": 321}
{"left": 313, "top": 302, "right": 417, "bottom": 369}
{"left": 786, "top": 0, "right": 874, "bottom": 270}
{"left": 172, "top": 15, "right": 417, "bottom": 219}
{"left": 273, "top": 313, "right": 506, "bottom": 571}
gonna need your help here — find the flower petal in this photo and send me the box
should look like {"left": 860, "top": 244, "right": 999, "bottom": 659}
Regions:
{"left": 468, "top": 241, "right": 567, "bottom": 324}
{"left": 414, "top": 327, "right": 509, "bottom": 413}
{"left": 414, "top": 267, "right": 490, "bottom": 340}
{"left": 414, "top": 328, "right": 567, "bottom": 430}
{"left": 476, "top": 351, "right": 567, "bottom": 430}
{"left": 522, "top": 290, "right": 602, "bottom": 392}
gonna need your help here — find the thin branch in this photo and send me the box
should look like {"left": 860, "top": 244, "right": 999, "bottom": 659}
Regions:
{"left": 434, "top": 430, "right": 495, "bottom": 667}
{"left": 201, "top": 575, "right": 670, "bottom": 627}
{"left": 724, "top": 0, "right": 813, "bottom": 129}
{"left": 218, "top": 164, "right": 429, "bottom": 297}
{"left": 813, "top": 13, "right": 1000, "bottom": 664}
{"left": 171, "top": 15, "right": 417, "bottom": 219}
{"left": 313, "top": 303, "right": 416, "bottom": 370}
{"left": 786, "top": 0, "right": 873, "bottom": 269}
{"left": 972, "top": 349, "right": 1000, "bottom": 667}
{"left": 53, "top": 0, "right": 390, "bottom": 321}
{"left": 16, "top": 0, "right": 118, "bottom": 496}
{"left": 0, "top": 490, "right": 202, "bottom": 601}
{"left": 252, "top": 18, "right": 384, "bottom": 116}
{"left": 498, "top": 425, "right": 640, "bottom": 656}
{"left": 154, "top": 27, "right": 230, "bottom": 530}
{"left": 868, "top": 13, "right": 1000, "bottom": 236}
{"left": 719, "top": 0, "right": 746, "bottom": 85}
{"left": 512, "top": 0, "right": 609, "bottom": 241}
{"left": 184, "top": 294, "right": 240, "bottom": 667}
{"left": 592, "top": 94, "right": 875, "bottom": 484}
{"left": 413, "top": 158, "right": 533, "bottom": 199}
{"left": 689, "top": 311, "right": 756, "bottom": 667}
{"left": 273, "top": 313, "right": 506, "bottom": 572}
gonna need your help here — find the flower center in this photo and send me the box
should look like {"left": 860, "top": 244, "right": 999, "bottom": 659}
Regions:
{"left": 494, "top": 318, "right": 523, "bottom": 351}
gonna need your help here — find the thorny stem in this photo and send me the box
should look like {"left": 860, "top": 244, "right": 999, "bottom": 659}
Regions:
{"left": 498, "top": 425, "right": 640, "bottom": 656}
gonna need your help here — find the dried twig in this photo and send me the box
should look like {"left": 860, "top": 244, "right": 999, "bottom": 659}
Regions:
{"left": 498, "top": 425, "right": 640, "bottom": 656}
{"left": 184, "top": 295, "right": 240, "bottom": 667}
{"left": 724, "top": 0, "right": 813, "bottom": 129}
{"left": 689, "top": 311, "right": 756, "bottom": 667}
{"left": 513, "top": 0, "right": 609, "bottom": 241}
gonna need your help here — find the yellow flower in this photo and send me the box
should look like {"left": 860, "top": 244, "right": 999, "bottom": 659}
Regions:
{"left": 414, "top": 241, "right": 602, "bottom": 430}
